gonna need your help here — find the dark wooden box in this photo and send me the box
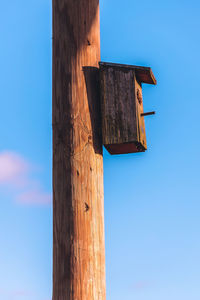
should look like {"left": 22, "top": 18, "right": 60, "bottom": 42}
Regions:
{"left": 99, "top": 62, "right": 156, "bottom": 155}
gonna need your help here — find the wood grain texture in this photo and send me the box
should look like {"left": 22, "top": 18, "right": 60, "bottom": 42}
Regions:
{"left": 99, "top": 63, "right": 147, "bottom": 154}
{"left": 52, "top": 1, "right": 105, "bottom": 299}
{"left": 100, "top": 66, "right": 137, "bottom": 144}
{"left": 99, "top": 62, "right": 157, "bottom": 85}
{"left": 135, "top": 78, "right": 147, "bottom": 149}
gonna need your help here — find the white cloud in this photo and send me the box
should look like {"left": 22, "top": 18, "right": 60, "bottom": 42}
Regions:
{"left": 17, "top": 190, "right": 52, "bottom": 205}
{"left": 0, "top": 151, "right": 28, "bottom": 185}
{"left": 132, "top": 280, "right": 150, "bottom": 291}
{"left": 0, "top": 150, "right": 51, "bottom": 206}
{"left": 11, "top": 290, "right": 27, "bottom": 296}
{"left": 0, "top": 289, "right": 31, "bottom": 297}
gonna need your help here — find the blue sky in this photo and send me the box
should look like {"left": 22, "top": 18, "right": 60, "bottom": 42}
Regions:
{"left": 1, "top": 0, "right": 200, "bottom": 299}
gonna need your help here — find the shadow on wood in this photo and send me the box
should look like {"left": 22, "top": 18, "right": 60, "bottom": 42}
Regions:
{"left": 83, "top": 66, "right": 102, "bottom": 155}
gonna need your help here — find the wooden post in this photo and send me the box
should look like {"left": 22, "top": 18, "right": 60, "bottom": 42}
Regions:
{"left": 52, "top": 1, "right": 106, "bottom": 300}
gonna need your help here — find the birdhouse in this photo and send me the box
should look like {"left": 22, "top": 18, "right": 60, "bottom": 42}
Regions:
{"left": 99, "top": 62, "right": 157, "bottom": 155}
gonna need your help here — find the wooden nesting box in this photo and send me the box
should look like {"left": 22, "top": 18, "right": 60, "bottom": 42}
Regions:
{"left": 99, "top": 62, "right": 157, "bottom": 154}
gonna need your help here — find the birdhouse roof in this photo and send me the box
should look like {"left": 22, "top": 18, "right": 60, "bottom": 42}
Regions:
{"left": 99, "top": 62, "right": 157, "bottom": 85}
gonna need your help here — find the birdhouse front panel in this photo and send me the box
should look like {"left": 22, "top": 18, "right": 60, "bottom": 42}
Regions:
{"left": 99, "top": 62, "right": 156, "bottom": 155}
{"left": 135, "top": 78, "right": 147, "bottom": 150}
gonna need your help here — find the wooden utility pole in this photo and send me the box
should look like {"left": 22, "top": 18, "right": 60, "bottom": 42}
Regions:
{"left": 52, "top": 1, "right": 106, "bottom": 299}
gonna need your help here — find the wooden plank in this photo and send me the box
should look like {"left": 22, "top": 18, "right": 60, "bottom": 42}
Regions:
{"left": 100, "top": 67, "right": 137, "bottom": 146}
{"left": 99, "top": 61, "right": 157, "bottom": 85}
{"left": 100, "top": 64, "right": 147, "bottom": 154}
{"left": 52, "top": 1, "right": 106, "bottom": 299}
{"left": 135, "top": 77, "right": 147, "bottom": 149}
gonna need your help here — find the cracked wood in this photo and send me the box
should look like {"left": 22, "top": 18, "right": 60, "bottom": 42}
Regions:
{"left": 52, "top": 1, "right": 106, "bottom": 299}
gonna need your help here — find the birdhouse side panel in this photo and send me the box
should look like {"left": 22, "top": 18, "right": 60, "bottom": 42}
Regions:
{"left": 100, "top": 67, "right": 138, "bottom": 147}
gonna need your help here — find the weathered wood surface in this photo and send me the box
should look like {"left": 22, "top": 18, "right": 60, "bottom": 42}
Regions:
{"left": 135, "top": 77, "right": 147, "bottom": 150}
{"left": 99, "top": 63, "right": 147, "bottom": 154}
{"left": 100, "top": 67, "right": 138, "bottom": 149}
{"left": 53, "top": 1, "right": 106, "bottom": 299}
{"left": 99, "top": 62, "right": 157, "bottom": 85}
